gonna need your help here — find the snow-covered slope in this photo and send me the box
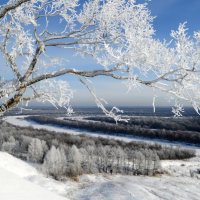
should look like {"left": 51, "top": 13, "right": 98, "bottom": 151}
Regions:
{"left": 2, "top": 117, "right": 200, "bottom": 200}
{"left": 1, "top": 151, "right": 200, "bottom": 200}
{"left": 0, "top": 167, "right": 67, "bottom": 200}
{"left": 0, "top": 152, "right": 69, "bottom": 200}
{"left": 74, "top": 173, "right": 200, "bottom": 200}
{"left": 74, "top": 152, "right": 200, "bottom": 200}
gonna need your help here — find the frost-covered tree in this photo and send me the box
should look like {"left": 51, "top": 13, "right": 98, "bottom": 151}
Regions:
{"left": 1, "top": 0, "right": 200, "bottom": 119}
{"left": 28, "top": 138, "right": 47, "bottom": 163}
{"left": 84, "top": 145, "right": 97, "bottom": 173}
{"left": 43, "top": 146, "right": 67, "bottom": 179}
{"left": 95, "top": 144, "right": 107, "bottom": 173}
{"left": 115, "top": 146, "right": 125, "bottom": 173}
{"left": 67, "top": 145, "right": 82, "bottom": 176}
{"left": 1, "top": 135, "right": 17, "bottom": 153}
{"left": 133, "top": 151, "right": 145, "bottom": 174}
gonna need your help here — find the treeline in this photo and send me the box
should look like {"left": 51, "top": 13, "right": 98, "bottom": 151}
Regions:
{"left": 31, "top": 139, "right": 161, "bottom": 179}
{"left": 27, "top": 116, "right": 200, "bottom": 145}
{"left": 86, "top": 116, "right": 200, "bottom": 132}
{"left": 0, "top": 121, "right": 163, "bottom": 179}
{"left": 0, "top": 120, "right": 195, "bottom": 160}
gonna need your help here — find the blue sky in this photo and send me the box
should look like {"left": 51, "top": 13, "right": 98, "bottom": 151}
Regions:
{"left": 146, "top": 0, "right": 200, "bottom": 39}
{"left": 1, "top": 0, "right": 200, "bottom": 107}
{"left": 63, "top": 0, "right": 200, "bottom": 107}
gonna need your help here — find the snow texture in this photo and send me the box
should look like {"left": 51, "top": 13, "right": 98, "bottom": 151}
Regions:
{"left": 0, "top": 152, "right": 68, "bottom": 200}
{"left": 2, "top": 117, "right": 200, "bottom": 200}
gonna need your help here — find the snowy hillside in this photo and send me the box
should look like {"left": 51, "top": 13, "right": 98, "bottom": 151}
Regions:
{"left": 74, "top": 173, "right": 200, "bottom": 200}
{"left": 1, "top": 117, "right": 200, "bottom": 200}
{"left": 1, "top": 151, "right": 200, "bottom": 200}
{"left": 0, "top": 168, "right": 67, "bottom": 200}
{"left": 74, "top": 152, "right": 200, "bottom": 200}
{"left": 0, "top": 152, "right": 69, "bottom": 200}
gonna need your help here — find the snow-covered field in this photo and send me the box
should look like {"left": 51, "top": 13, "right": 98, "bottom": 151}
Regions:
{"left": 2, "top": 116, "right": 200, "bottom": 200}
{"left": 73, "top": 150, "right": 200, "bottom": 200}
{"left": 0, "top": 152, "right": 69, "bottom": 200}
{"left": 1, "top": 151, "right": 200, "bottom": 200}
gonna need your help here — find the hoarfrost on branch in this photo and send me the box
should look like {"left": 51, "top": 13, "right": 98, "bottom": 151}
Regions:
{"left": 0, "top": 0, "right": 200, "bottom": 119}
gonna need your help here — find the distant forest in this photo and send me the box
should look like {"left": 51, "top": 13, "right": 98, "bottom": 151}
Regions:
{"left": 27, "top": 115, "right": 200, "bottom": 146}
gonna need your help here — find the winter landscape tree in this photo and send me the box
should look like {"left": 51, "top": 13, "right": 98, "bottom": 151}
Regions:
{"left": 1, "top": 135, "right": 17, "bottom": 153}
{"left": 28, "top": 138, "right": 47, "bottom": 163}
{"left": 67, "top": 145, "right": 82, "bottom": 176}
{"left": 0, "top": 0, "right": 200, "bottom": 119}
{"left": 43, "top": 145, "right": 67, "bottom": 179}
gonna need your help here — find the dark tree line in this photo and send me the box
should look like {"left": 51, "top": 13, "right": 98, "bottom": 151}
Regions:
{"left": 86, "top": 116, "right": 200, "bottom": 132}
{"left": 27, "top": 116, "right": 200, "bottom": 146}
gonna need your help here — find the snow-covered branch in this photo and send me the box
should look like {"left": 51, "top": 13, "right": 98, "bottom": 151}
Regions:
{"left": 0, "top": 0, "right": 200, "bottom": 118}
{"left": 0, "top": 0, "right": 30, "bottom": 19}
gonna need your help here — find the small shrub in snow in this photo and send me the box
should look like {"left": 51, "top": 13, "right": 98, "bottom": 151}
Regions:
{"left": 43, "top": 146, "right": 67, "bottom": 179}
{"left": 1, "top": 136, "right": 16, "bottom": 153}
{"left": 67, "top": 145, "right": 82, "bottom": 177}
{"left": 28, "top": 138, "right": 48, "bottom": 163}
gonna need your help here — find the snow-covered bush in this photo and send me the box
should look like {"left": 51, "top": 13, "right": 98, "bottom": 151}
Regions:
{"left": 43, "top": 146, "right": 67, "bottom": 179}
{"left": 28, "top": 138, "right": 48, "bottom": 163}
{"left": 67, "top": 145, "right": 82, "bottom": 177}
{"left": 20, "top": 135, "right": 32, "bottom": 152}
{"left": 1, "top": 136, "right": 17, "bottom": 153}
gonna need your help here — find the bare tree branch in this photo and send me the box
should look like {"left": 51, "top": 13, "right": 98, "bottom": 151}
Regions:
{"left": 0, "top": 0, "right": 30, "bottom": 19}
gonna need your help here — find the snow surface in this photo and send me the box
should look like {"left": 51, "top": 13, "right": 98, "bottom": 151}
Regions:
{"left": 74, "top": 151, "right": 200, "bottom": 200}
{"left": 74, "top": 173, "right": 200, "bottom": 200}
{"left": 0, "top": 152, "right": 68, "bottom": 200}
{"left": 1, "top": 151, "right": 200, "bottom": 200}
{"left": 2, "top": 116, "right": 200, "bottom": 200}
